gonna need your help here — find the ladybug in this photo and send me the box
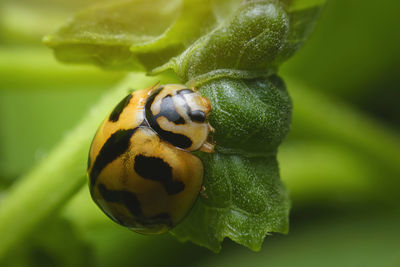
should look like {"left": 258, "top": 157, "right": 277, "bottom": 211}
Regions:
{"left": 87, "top": 84, "right": 214, "bottom": 234}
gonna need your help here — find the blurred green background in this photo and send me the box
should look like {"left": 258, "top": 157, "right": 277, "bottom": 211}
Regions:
{"left": 0, "top": 0, "right": 399, "bottom": 266}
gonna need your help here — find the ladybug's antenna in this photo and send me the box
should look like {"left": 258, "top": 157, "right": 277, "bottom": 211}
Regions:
{"left": 151, "top": 81, "right": 161, "bottom": 89}
{"left": 147, "top": 81, "right": 161, "bottom": 95}
{"left": 189, "top": 80, "right": 196, "bottom": 91}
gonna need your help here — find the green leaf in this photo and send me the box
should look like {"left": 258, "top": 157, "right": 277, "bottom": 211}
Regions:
{"left": 272, "top": 3, "right": 324, "bottom": 65}
{"left": 154, "top": 1, "right": 290, "bottom": 81}
{"left": 158, "top": 0, "right": 323, "bottom": 251}
{"left": 154, "top": 0, "right": 324, "bottom": 82}
{"left": 194, "top": 212, "right": 400, "bottom": 267}
{"left": 200, "top": 76, "right": 292, "bottom": 155}
{"left": 44, "top": 0, "right": 217, "bottom": 70}
{"left": 44, "top": 0, "right": 323, "bottom": 73}
{"left": 172, "top": 153, "right": 290, "bottom": 252}
{"left": 170, "top": 76, "right": 291, "bottom": 252}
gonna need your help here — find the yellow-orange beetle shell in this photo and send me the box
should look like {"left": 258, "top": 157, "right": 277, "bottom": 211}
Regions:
{"left": 87, "top": 85, "right": 213, "bottom": 234}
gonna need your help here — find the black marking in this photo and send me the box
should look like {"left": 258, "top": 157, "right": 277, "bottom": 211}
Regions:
{"left": 89, "top": 129, "right": 136, "bottom": 187}
{"left": 109, "top": 94, "right": 133, "bottom": 122}
{"left": 147, "top": 213, "right": 173, "bottom": 228}
{"left": 146, "top": 86, "right": 163, "bottom": 107}
{"left": 148, "top": 120, "right": 192, "bottom": 149}
{"left": 156, "top": 95, "right": 185, "bottom": 124}
{"left": 177, "top": 88, "right": 194, "bottom": 96}
{"left": 87, "top": 139, "right": 94, "bottom": 170}
{"left": 98, "top": 183, "right": 142, "bottom": 218}
{"left": 189, "top": 110, "right": 206, "bottom": 123}
{"left": 145, "top": 89, "right": 193, "bottom": 149}
{"left": 134, "top": 155, "right": 185, "bottom": 195}
{"left": 87, "top": 150, "right": 92, "bottom": 170}
{"left": 97, "top": 183, "right": 173, "bottom": 228}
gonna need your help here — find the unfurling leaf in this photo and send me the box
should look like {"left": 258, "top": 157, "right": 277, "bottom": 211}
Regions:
{"left": 44, "top": 0, "right": 217, "bottom": 70}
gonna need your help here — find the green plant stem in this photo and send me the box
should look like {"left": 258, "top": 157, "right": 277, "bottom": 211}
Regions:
{"left": 0, "top": 73, "right": 158, "bottom": 259}
{"left": 279, "top": 141, "right": 381, "bottom": 205}
{"left": 0, "top": 47, "right": 123, "bottom": 89}
{"left": 286, "top": 78, "right": 400, "bottom": 179}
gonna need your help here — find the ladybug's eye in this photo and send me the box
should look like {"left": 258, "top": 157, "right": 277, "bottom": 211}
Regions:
{"left": 189, "top": 110, "right": 206, "bottom": 123}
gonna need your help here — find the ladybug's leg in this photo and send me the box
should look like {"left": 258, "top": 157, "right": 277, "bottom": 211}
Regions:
{"left": 199, "top": 142, "right": 214, "bottom": 153}
{"left": 189, "top": 80, "right": 196, "bottom": 90}
{"left": 200, "top": 123, "right": 215, "bottom": 153}
{"left": 200, "top": 186, "right": 208, "bottom": 198}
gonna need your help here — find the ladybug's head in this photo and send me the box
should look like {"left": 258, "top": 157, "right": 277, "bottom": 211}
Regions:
{"left": 145, "top": 84, "right": 212, "bottom": 151}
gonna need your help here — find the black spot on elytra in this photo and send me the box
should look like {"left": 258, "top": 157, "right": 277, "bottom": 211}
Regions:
{"left": 96, "top": 184, "right": 173, "bottom": 228}
{"left": 98, "top": 183, "right": 142, "bottom": 218}
{"left": 156, "top": 95, "right": 185, "bottom": 124}
{"left": 109, "top": 94, "right": 133, "bottom": 122}
{"left": 189, "top": 110, "right": 206, "bottom": 123}
{"left": 134, "top": 154, "right": 184, "bottom": 195}
{"left": 145, "top": 89, "right": 193, "bottom": 149}
{"left": 89, "top": 129, "right": 136, "bottom": 187}
{"left": 147, "top": 213, "right": 173, "bottom": 228}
